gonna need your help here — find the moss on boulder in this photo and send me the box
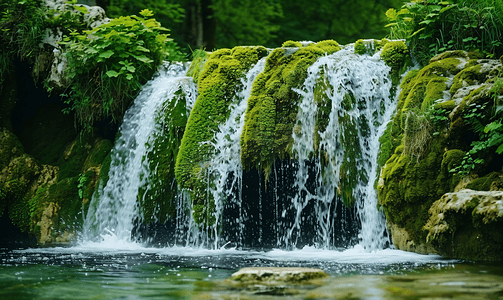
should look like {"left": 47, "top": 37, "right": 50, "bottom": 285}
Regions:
{"left": 377, "top": 51, "right": 503, "bottom": 260}
{"left": 175, "top": 46, "right": 268, "bottom": 225}
{"left": 241, "top": 41, "right": 341, "bottom": 175}
{"left": 424, "top": 189, "right": 503, "bottom": 261}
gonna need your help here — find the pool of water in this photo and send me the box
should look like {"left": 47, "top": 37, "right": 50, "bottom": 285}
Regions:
{"left": 1, "top": 242, "right": 502, "bottom": 299}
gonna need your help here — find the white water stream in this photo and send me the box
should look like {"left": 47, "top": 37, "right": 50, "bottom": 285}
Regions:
{"left": 83, "top": 63, "right": 197, "bottom": 242}
{"left": 288, "top": 46, "right": 396, "bottom": 250}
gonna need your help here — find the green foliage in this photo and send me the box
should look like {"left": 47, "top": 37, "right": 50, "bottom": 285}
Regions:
{"left": 450, "top": 94, "right": 502, "bottom": 175}
{"left": 0, "top": 0, "right": 45, "bottom": 85}
{"left": 61, "top": 9, "right": 182, "bottom": 129}
{"left": 386, "top": 0, "right": 503, "bottom": 65}
{"left": 107, "top": 0, "right": 185, "bottom": 25}
{"left": 212, "top": 0, "right": 283, "bottom": 47}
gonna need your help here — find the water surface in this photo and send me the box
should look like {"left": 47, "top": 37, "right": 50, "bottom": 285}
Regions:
{"left": 2, "top": 242, "right": 502, "bottom": 299}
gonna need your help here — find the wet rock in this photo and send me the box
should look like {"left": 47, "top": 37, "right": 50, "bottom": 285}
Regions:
{"left": 226, "top": 267, "right": 329, "bottom": 296}
{"left": 230, "top": 267, "right": 329, "bottom": 283}
{"left": 424, "top": 189, "right": 503, "bottom": 260}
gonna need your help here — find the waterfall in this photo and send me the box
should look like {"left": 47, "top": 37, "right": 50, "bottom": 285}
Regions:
{"left": 288, "top": 46, "right": 395, "bottom": 250}
{"left": 83, "top": 63, "right": 197, "bottom": 242}
{"left": 82, "top": 46, "right": 398, "bottom": 250}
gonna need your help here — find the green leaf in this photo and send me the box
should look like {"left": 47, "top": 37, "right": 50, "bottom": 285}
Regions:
{"left": 136, "top": 45, "right": 150, "bottom": 52}
{"left": 106, "top": 70, "right": 119, "bottom": 78}
{"left": 126, "top": 73, "right": 133, "bottom": 80}
{"left": 139, "top": 9, "right": 154, "bottom": 17}
{"left": 411, "top": 27, "right": 425, "bottom": 37}
{"left": 496, "top": 143, "right": 503, "bottom": 154}
{"left": 74, "top": 5, "right": 88, "bottom": 13}
{"left": 99, "top": 50, "right": 114, "bottom": 58}
{"left": 133, "top": 55, "right": 154, "bottom": 63}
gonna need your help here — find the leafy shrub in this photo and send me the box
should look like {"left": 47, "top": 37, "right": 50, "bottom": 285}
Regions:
{"left": 61, "top": 9, "right": 183, "bottom": 129}
{"left": 0, "top": 0, "right": 46, "bottom": 85}
{"left": 386, "top": 0, "right": 503, "bottom": 65}
{"left": 451, "top": 75, "right": 503, "bottom": 174}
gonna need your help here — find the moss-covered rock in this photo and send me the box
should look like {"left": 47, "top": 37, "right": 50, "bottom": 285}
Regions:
{"left": 380, "top": 40, "right": 410, "bottom": 84}
{"left": 0, "top": 120, "right": 111, "bottom": 244}
{"left": 175, "top": 46, "right": 269, "bottom": 225}
{"left": 424, "top": 189, "right": 503, "bottom": 261}
{"left": 241, "top": 41, "right": 341, "bottom": 175}
{"left": 282, "top": 40, "right": 303, "bottom": 48}
{"left": 186, "top": 49, "right": 210, "bottom": 84}
{"left": 377, "top": 52, "right": 503, "bottom": 260}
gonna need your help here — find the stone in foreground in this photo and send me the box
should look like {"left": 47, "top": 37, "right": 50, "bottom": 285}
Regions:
{"left": 231, "top": 267, "right": 329, "bottom": 283}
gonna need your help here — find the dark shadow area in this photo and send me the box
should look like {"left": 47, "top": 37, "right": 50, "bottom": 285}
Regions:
{"left": 133, "top": 159, "right": 360, "bottom": 250}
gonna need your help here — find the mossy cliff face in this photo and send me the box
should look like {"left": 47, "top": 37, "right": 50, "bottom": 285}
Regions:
{"left": 175, "top": 46, "right": 268, "bottom": 225}
{"left": 0, "top": 102, "right": 112, "bottom": 245}
{"left": 377, "top": 51, "right": 503, "bottom": 259}
{"left": 240, "top": 41, "right": 340, "bottom": 175}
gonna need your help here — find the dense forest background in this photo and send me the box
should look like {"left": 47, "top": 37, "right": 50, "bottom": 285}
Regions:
{"left": 90, "top": 0, "right": 403, "bottom": 52}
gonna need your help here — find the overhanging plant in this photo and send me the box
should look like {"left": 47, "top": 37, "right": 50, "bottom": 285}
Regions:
{"left": 61, "top": 9, "right": 181, "bottom": 129}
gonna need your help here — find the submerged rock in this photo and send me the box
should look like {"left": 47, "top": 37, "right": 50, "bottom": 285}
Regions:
{"left": 225, "top": 267, "right": 329, "bottom": 296}
{"left": 230, "top": 267, "right": 329, "bottom": 283}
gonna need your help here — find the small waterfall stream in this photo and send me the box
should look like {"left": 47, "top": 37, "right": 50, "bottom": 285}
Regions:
{"left": 289, "top": 47, "right": 395, "bottom": 250}
{"left": 83, "top": 63, "right": 197, "bottom": 242}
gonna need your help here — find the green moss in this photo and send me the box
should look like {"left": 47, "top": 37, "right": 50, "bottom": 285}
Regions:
{"left": 380, "top": 40, "right": 409, "bottom": 84}
{"left": 5, "top": 179, "right": 30, "bottom": 232}
{"left": 56, "top": 130, "right": 105, "bottom": 181}
{"left": 433, "top": 100, "right": 456, "bottom": 111}
{"left": 466, "top": 172, "right": 501, "bottom": 191}
{"left": 0, "top": 128, "right": 24, "bottom": 169}
{"left": 313, "top": 72, "right": 333, "bottom": 154}
{"left": 421, "top": 77, "right": 448, "bottom": 110}
{"left": 339, "top": 114, "right": 365, "bottom": 206}
{"left": 316, "top": 40, "right": 340, "bottom": 55}
{"left": 186, "top": 49, "right": 210, "bottom": 83}
{"left": 377, "top": 52, "right": 503, "bottom": 248}
{"left": 429, "top": 50, "right": 470, "bottom": 63}
{"left": 282, "top": 40, "right": 303, "bottom": 48}
{"left": 175, "top": 46, "right": 268, "bottom": 225}
{"left": 354, "top": 39, "right": 367, "bottom": 55}
{"left": 83, "top": 139, "right": 112, "bottom": 171}
{"left": 241, "top": 41, "right": 341, "bottom": 175}
{"left": 449, "top": 64, "right": 484, "bottom": 95}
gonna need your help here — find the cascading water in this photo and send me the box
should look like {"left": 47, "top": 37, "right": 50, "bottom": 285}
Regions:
{"left": 193, "top": 58, "right": 267, "bottom": 249}
{"left": 288, "top": 46, "right": 396, "bottom": 250}
{"left": 83, "top": 63, "right": 197, "bottom": 242}
{"left": 82, "top": 46, "right": 397, "bottom": 251}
